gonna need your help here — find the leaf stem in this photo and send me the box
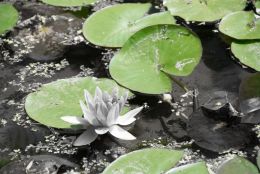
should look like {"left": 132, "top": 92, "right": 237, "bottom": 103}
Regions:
{"left": 169, "top": 76, "right": 189, "bottom": 93}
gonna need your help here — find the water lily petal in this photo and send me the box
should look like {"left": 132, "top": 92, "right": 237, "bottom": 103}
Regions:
{"left": 73, "top": 127, "right": 98, "bottom": 146}
{"left": 111, "top": 87, "right": 119, "bottom": 102}
{"left": 103, "top": 91, "right": 112, "bottom": 103}
{"left": 94, "top": 86, "right": 103, "bottom": 103}
{"left": 117, "top": 107, "right": 143, "bottom": 125}
{"left": 80, "top": 100, "right": 100, "bottom": 126}
{"left": 96, "top": 102, "right": 107, "bottom": 125}
{"left": 109, "top": 125, "right": 136, "bottom": 140}
{"left": 84, "top": 89, "right": 95, "bottom": 110}
{"left": 95, "top": 127, "right": 109, "bottom": 135}
{"left": 61, "top": 116, "right": 88, "bottom": 125}
{"left": 107, "top": 104, "right": 119, "bottom": 126}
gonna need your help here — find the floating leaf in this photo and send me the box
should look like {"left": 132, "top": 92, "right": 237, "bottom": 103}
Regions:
{"left": 257, "top": 150, "right": 260, "bottom": 169}
{"left": 219, "top": 11, "right": 260, "bottom": 40}
{"left": 187, "top": 107, "right": 255, "bottom": 152}
{"left": 231, "top": 40, "right": 260, "bottom": 71}
{"left": 0, "top": 3, "right": 18, "bottom": 35}
{"left": 102, "top": 148, "right": 184, "bottom": 174}
{"left": 216, "top": 156, "right": 259, "bottom": 174}
{"left": 163, "top": 0, "right": 246, "bottom": 22}
{"left": 41, "top": 0, "right": 96, "bottom": 7}
{"left": 25, "top": 77, "right": 132, "bottom": 129}
{"left": 83, "top": 3, "right": 175, "bottom": 47}
{"left": 109, "top": 24, "right": 202, "bottom": 94}
{"left": 240, "top": 73, "right": 260, "bottom": 123}
{"left": 165, "top": 162, "right": 209, "bottom": 174}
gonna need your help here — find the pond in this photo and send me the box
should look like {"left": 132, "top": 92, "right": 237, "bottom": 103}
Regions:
{"left": 0, "top": 0, "right": 260, "bottom": 174}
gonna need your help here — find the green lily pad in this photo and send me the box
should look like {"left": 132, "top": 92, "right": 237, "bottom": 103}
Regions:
{"left": 219, "top": 11, "right": 260, "bottom": 40}
{"left": 41, "top": 0, "right": 96, "bottom": 7}
{"left": 165, "top": 162, "right": 209, "bottom": 174}
{"left": 102, "top": 148, "right": 184, "bottom": 174}
{"left": 216, "top": 156, "right": 259, "bottom": 174}
{"left": 239, "top": 73, "right": 260, "bottom": 100}
{"left": 257, "top": 150, "right": 260, "bottom": 169}
{"left": 109, "top": 24, "right": 202, "bottom": 94}
{"left": 163, "top": 0, "right": 246, "bottom": 22}
{"left": 83, "top": 3, "right": 176, "bottom": 47}
{"left": 0, "top": 3, "right": 19, "bottom": 35}
{"left": 256, "top": 0, "right": 260, "bottom": 9}
{"left": 231, "top": 40, "right": 260, "bottom": 71}
{"left": 25, "top": 77, "right": 132, "bottom": 129}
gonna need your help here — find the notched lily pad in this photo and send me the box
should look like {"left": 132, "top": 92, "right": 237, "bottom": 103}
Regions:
{"left": 219, "top": 11, "right": 260, "bottom": 40}
{"left": 109, "top": 24, "right": 202, "bottom": 94}
{"left": 187, "top": 106, "right": 255, "bottom": 152}
{"left": 25, "top": 77, "right": 132, "bottom": 129}
{"left": 83, "top": 3, "right": 176, "bottom": 47}
{"left": 0, "top": 3, "right": 19, "bottom": 35}
{"left": 216, "top": 156, "right": 259, "bottom": 174}
{"left": 165, "top": 162, "right": 209, "bottom": 174}
{"left": 102, "top": 148, "right": 184, "bottom": 174}
{"left": 163, "top": 0, "right": 246, "bottom": 22}
{"left": 41, "top": 0, "right": 97, "bottom": 7}
{"left": 231, "top": 40, "right": 260, "bottom": 71}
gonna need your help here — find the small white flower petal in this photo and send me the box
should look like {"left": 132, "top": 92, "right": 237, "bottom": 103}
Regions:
{"left": 80, "top": 100, "right": 100, "bottom": 126}
{"left": 61, "top": 116, "right": 88, "bottom": 125}
{"left": 94, "top": 86, "right": 103, "bottom": 102}
{"left": 96, "top": 102, "right": 107, "bottom": 125}
{"left": 117, "top": 107, "right": 143, "bottom": 126}
{"left": 84, "top": 89, "right": 95, "bottom": 110}
{"left": 95, "top": 127, "right": 109, "bottom": 135}
{"left": 107, "top": 104, "right": 119, "bottom": 126}
{"left": 73, "top": 127, "right": 98, "bottom": 146}
{"left": 109, "top": 125, "right": 136, "bottom": 140}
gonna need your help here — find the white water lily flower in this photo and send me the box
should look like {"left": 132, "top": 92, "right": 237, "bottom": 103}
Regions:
{"left": 61, "top": 87, "right": 143, "bottom": 146}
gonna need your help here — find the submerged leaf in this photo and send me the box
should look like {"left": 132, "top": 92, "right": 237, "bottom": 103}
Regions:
{"left": 83, "top": 3, "right": 175, "bottom": 47}
{"left": 109, "top": 24, "right": 202, "bottom": 94}
{"left": 102, "top": 148, "right": 183, "bottom": 174}
{"left": 41, "top": 0, "right": 97, "bottom": 7}
{"left": 0, "top": 3, "right": 18, "bottom": 35}
{"left": 163, "top": 0, "right": 246, "bottom": 22}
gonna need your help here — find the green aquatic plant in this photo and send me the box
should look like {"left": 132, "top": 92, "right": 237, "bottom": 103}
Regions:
{"left": 219, "top": 11, "right": 260, "bottom": 40}
{"left": 216, "top": 156, "right": 259, "bottom": 174}
{"left": 102, "top": 148, "right": 184, "bottom": 174}
{"left": 0, "top": 3, "right": 19, "bottom": 35}
{"left": 109, "top": 24, "right": 202, "bottom": 94}
{"left": 25, "top": 77, "right": 133, "bottom": 129}
{"left": 83, "top": 3, "right": 176, "bottom": 47}
{"left": 61, "top": 87, "right": 143, "bottom": 146}
{"left": 219, "top": 11, "right": 260, "bottom": 71}
{"left": 41, "top": 0, "right": 97, "bottom": 7}
{"left": 163, "top": 0, "right": 246, "bottom": 22}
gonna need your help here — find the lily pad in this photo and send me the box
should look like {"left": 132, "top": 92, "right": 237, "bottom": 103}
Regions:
{"left": 231, "top": 40, "right": 260, "bottom": 71}
{"left": 83, "top": 3, "right": 176, "bottom": 47}
{"left": 216, "top": 156, "right": 259, "bottom": 174}
{"left": 163, "top": 0, "right": 246, "bottom": 22}
{"left": 102, "top": 148, "right": 184, "bottom": 174}
{"left": 165, "top": 162, "right": 209, "bottom": 174}
{"left": 109, "top": 24, "right": 202, "bottom": 94}
{"left": 25, "top": 77, "right": 132, "bottom": 129}
{"left": 0, "top": 3, "right": 19, "bottom": 35}
{"left": 219, "top": 11, "right": 260, "bottom": 40}
{"left": 41, "top": 0, "right": 96, "bottom": 7}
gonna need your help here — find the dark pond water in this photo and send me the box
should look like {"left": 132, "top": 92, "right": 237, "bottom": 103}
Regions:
{"left": 0, "top": 0, "right": 259, "bottom": 173}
